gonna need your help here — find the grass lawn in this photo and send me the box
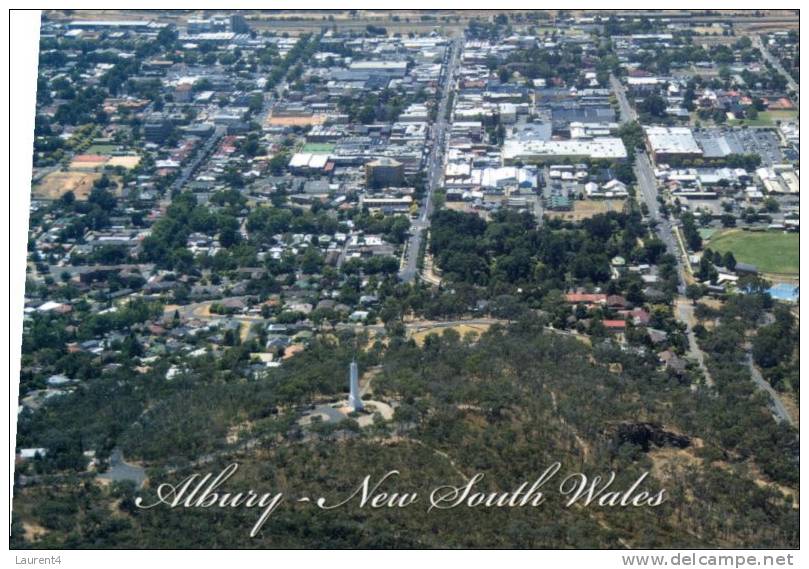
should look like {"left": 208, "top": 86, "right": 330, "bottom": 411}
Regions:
{"left": 758, "top": 110, "right": 799, "bottom": 122}
{"left": 691, "top": 110, "right": 798, "bottom": 128}
{"left": 708, "top": 230, "right": 799, "bottom": 275}
{"left": 725, "top": 110, "right": 799, "bottom": 127}
{"left": 85, "top": 144, "right": 118, "bottom": 154}
{"left": 698, "top": 228, "right": 717, "bottom": 240}
{"left": 300, "top": 142, "right": 335, "bottom": 153}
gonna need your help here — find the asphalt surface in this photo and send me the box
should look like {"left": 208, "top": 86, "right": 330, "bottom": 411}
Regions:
{"left": 399, "top": 38, "right": 462, "bottom": 283}
{"left": 610, "top": 73, "right": 638, "bottom": 123}
{"left": 635, "top": 153, "right": 681, "bottom": 275}
{"left": 745, "top": 353, "right": 795, "bottom": 426}
{"left": 97, "top": 448, "right": 147, "bottom": 488}
{"left": 169, "top": 125, "right": 226, "bottom": 194}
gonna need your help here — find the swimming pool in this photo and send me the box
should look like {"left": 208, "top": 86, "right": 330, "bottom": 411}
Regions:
{"left": 768, "top": 283, "right": 799, "bottom": 302}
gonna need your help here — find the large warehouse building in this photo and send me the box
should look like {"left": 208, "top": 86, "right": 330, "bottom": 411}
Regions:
{"left": 644, "top": 126, "right": 703, "bottom": 162}
{"left": 502, "top": 138, "right": 627, "bottom": 165}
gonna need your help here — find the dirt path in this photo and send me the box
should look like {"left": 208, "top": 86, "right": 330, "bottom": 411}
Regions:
{"left": 547, "top": 390, "right": 591, "bottom": 462}
{"left": 404, "top": 438, "right": 469, "bottom": 482}
{"left": 675, "top": 298, "right": 714, "bottom": 387}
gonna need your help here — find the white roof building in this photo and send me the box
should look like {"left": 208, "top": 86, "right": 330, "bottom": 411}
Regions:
{"left": 502, "top": 138, "right": 627, "bottom": 164}
{"left": 19, "top": 448, "right": 48, "bottom": 459}
{"left": 644, "top": 126, "right": 702, "bottom": 158}
{"left": 37, "top": 301, "right": 69, "bottom": 312}
{"left": 289, "top": 153, "right": 329, "bottom": 170}
{"left": 475, "top": 167, "right": 537, "bottom": 189}
{"left": 349, "top": 61, "right": 408, "bottom": 75}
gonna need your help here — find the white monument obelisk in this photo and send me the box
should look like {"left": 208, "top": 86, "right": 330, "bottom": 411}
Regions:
{"left": 348, "top": 360, "right": 363, "bottom": 412}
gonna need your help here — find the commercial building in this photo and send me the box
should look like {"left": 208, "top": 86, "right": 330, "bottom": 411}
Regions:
{"left": 502, "top": 138, "right": 627, "bottom": 165}
{"left": 143, "top": 114, "right": 174, "bottom": 143}
{"left": 348, "top": 61, "right": 408, "bottom": 78}
{"left": 365, "top": 157, "right": 405, "bottom": 188}
{"left": 359, "top": 195, "right": 413, "bottom": 214}
{"left": 289, "top": 153, "right": 330, "bottom": 173}
{"left": 644, "top": 126, "right": 702, "bottom": 162}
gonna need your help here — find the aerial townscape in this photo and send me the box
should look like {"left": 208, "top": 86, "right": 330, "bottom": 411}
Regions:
{"left": 13, "top": 10, "right": 799, "bottom": 549}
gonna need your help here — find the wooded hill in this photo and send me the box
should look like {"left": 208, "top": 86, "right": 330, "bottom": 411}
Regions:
{"left": 12, "top": 317, "right": 798, "bottom": 548}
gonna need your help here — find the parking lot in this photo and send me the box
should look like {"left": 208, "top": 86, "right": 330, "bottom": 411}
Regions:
{"left": 694, "top": 127, "right": 784, "bottom": 166}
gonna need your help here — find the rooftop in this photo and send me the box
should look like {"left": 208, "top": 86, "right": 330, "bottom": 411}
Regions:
{"left": 644, "top": 126, "right": 702, "bottom": 156}
{"left": 503, "top": 138, "right": 627, "bottom": 161}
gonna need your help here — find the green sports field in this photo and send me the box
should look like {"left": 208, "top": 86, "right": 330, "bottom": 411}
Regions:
{"left": 85, "top": 144, "right": 118, "bottom": 154}
{"left": 708, "top": 230, "right": 799, "bottom": 275}
{"left": 300, "top": 142, "right": 335, "bottom": 153}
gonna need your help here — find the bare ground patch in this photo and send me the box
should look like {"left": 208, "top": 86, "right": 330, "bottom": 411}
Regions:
{"left": 410, "top": 323, "right": 491, "bottom": 346}
{"left": 33, "top": 171, "right": 102, "bottom": 200}
{"left": 544, "top": 199, "right": 626, "bottom": 222}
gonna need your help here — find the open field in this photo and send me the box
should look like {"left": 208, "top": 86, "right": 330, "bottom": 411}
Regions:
{"left": 300, "top": 142, "right": 335, "bottom": 153}
{"left": 410, "top": 323, "right": 491, "bottom": 346}
{"left": 33, "top": 171, "right": 102, "bottom": 200}
{"left": 85, "top": 144, "right": 119, "bottom": 154}
{"left": 726, "top": 110, "right": 799, "bottom": 127}
{"left": 70, "top": 155, "right": 109, "bottom": 170}
{"left": 43, "top": 9, "right": 798, "bottom": 39}
{"left": 708, "top": 229, "right": 799, "bottom": 276}
{"left": 690, "top": 109, "right": 799, "bottom": 128}
{"left": 756, "top": 110, "right": 799, "bottom": 123}
{"left": 544, "top": 199, "right": 626, "bottom": 222}
{"left": 107, "top": 155, "right": 142, "bottom": 169}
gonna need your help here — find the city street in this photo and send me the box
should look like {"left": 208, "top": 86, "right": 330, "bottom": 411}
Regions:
{"left": 399, "top": 38, "right": 461, "bottom": 283}
{"left": 610, "top": 73, "right": 638, "bottom": 123}
{"left": 753, "top": 35, "right": 799, "bottom": 98}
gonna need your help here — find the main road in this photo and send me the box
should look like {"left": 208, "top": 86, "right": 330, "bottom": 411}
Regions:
{"left": 752, "top": 36, "right": 799, "bottom": 99}
{"left": 612, "top": 74, "right": 682, "bottom": 284}
{"left": 169, "top": 125, "right": 226, "bottom": 194}
{"left": 610, "top": 74, "right": 638, "bottom": 123}
{"left": 745, "top": 352, "right": 795, "bottom": 426}
{"left": 633, "top": 147, "right": 716, "bottom": 386}
{"left": 399, "top": 37, "right": 462, "bottom": 283}
{"left": 612, "top": 73, "right": 713, "bottom": 385}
